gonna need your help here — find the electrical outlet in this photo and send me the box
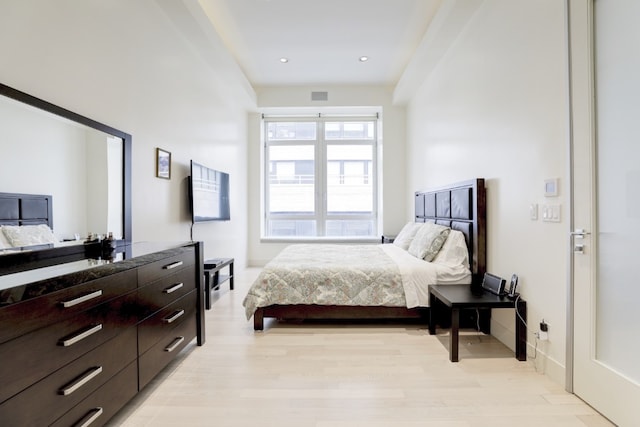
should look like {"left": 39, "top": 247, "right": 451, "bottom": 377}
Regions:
{"left": 539, "top": 320, "right": 549, "bottom": 341}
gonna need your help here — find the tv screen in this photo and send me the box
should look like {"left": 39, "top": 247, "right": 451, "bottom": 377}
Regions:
{"left": 189, "top": 160, "right": 230, "bottom": 222}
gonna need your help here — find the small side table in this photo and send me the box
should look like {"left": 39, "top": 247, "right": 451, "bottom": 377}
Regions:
{"left": 381, "top": 235, "right": 396, "bottom": 244}
{"left": 428, "top": 284, "right": 527, "bottom": 362}
{"left": 203, "top": 258, "right": 234, "bottom": 310}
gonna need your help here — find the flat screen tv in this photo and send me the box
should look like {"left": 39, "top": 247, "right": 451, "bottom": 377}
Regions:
{"left": 189, "top": 160, "right": 230, "bottom": 222}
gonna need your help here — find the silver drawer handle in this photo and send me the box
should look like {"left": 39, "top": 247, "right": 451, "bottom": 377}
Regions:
{"left": 163, "top": 261, "right": 183, "bottom": 270}
{"left": 163, "top": 282, "right": 184, "bottom": 294}
{"left": 59, "top": 324, "right": 103, "bottom": 347}
{"left": 59, "top": 366, "right": 103, "bottom": 396}
{"left": 164, "top": 336, "right": 185, "bottom": 352}
{"left": 60, "top": 290, "right": 103, "bottom": 308}
{"left": 74, "top": 407, "right": 103, "bottom": 427}
{"left": 162, "top": 309, "right": 185, "bottom": 324}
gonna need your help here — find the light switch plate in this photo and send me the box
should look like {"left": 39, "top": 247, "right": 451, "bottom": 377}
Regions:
{"left": 542, "top": 204, "right": 561, "bottom": 222}
{"left": 530, "top": 203, "right": 538, "bottom": 220}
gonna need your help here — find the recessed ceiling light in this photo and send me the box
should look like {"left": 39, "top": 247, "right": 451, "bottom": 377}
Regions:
{"left": 359, "top": 56, "right": 369, "bottom": 62}
{"left": 280, "top": 57, "right": 289, "bottom": 63}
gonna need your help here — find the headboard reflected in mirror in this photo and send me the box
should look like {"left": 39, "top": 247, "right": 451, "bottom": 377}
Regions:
{"left": 0, "top": 193, "right": 52, "bottom": 228}
{"left": 0, "top": 82, "right": 131, "bottom": 267}
{"left": 0, "top": 192, "right": 57, "bottom": 255}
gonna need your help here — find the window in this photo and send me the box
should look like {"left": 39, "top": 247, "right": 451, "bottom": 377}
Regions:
{"left": 264, "top": 117, "right": 379, "bottom": 238}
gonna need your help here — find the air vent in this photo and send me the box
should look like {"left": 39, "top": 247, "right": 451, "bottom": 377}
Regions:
{"left": 311, "top": 91, "right": 328, "bottom": 101}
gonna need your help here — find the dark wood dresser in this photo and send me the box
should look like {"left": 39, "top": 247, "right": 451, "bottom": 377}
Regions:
{"left": 0, "top": 241, "right": 204, "bottom": 426}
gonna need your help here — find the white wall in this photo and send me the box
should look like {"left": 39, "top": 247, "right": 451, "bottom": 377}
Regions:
{"left": 0, "top": 97, "right": 89, "bottom": 239}
{"left": 401, "top": 0, "right": 569, "bottom": 384}
{"left": 0, "top": 0, "right": 255, "bottom": 266}
{"left": 1, "top": 0, "right": 572, "bottom": 385}
{"left": 248, "top": 85, "right": 406, "bottom": 266}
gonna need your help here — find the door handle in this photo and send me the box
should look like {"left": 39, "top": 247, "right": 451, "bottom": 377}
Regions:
{"left": 571, "top": 229, "right": 590, "bottom": 254}
{"left": 570, "top": 229, "right": 591, "bottom": 239}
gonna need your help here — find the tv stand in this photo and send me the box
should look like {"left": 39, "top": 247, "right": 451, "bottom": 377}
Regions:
{"left": 203, "top": 258, "right": 234, "bottom": 309}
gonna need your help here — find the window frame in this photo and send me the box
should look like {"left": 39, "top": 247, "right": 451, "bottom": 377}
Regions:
{"left": 262, "top": 115, "right": 380, "bottom": 241}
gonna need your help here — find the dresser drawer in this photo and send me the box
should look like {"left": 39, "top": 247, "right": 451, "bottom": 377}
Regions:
{"left": 137, "top": 247, "right": 195, "bottom": 286}
{"left": 0, "top": 290, "right": 138, "bottom": 404}
{"left": 138, "top": 290, "right": 197, "bottom": 355}
{"left": 0, "top": 268, "right": 137, "bottom": 345}
{"left": 50, "top": 360, "right": 138, "bottom": 427}
{"left": 139, "top": 312, "right": 197, "bottom": 389}
{"left": 0, "top": 327, "right": 136, "bottom": 425}
{"left": 137, "top": 267, "right": 196, "bottom": 322}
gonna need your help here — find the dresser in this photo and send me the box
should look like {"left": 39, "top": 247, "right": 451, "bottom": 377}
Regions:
{"left": 0, "top": 241, "right": 204, "bottom": 426}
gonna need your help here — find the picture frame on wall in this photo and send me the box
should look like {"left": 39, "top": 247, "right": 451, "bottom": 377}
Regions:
{"left": 156, "top": 148, "right": 171, "bottom": 179}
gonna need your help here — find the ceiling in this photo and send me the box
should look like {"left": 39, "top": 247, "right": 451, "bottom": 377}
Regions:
{"left": 198, "top": 0, "right": 442, "bottom": 87}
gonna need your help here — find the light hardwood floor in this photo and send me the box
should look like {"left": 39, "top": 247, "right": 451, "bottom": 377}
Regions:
{"left": 108, "top": 268, "right": 614, "bottom": 427}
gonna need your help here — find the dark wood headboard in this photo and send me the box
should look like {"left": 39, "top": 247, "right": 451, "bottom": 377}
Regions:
{"left": 0, "top": 192, "right": 53, "bottom": 228}
{"left": 415, "top": 178, "right": 486, "bottom": 285}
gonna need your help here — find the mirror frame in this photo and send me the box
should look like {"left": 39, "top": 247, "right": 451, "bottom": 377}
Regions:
{"left": 0, "top": 82, "right": 132, "bottom": 268}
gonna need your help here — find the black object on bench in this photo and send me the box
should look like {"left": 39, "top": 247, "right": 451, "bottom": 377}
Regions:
{"left": 203, "top": 258, "right": 234, "bottom": 309}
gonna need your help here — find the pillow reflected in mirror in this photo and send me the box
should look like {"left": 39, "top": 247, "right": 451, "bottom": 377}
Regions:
{"left": 1, "top": 224, "right": 59, "bottom": 248}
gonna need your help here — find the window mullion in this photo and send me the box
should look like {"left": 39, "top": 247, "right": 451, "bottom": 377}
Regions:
{"left": 316, "top": 121, "right": 326, "bottom": 236}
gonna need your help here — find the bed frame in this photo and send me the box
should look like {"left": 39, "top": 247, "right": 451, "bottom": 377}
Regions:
{"left": 253, "top": 178, "right": 486, "bottom": 330}
{"left": 0, "top": 192, "right": 90, "bottom": 274}
{"left": 0, "top": 192, "right": 53, "bottom": 228}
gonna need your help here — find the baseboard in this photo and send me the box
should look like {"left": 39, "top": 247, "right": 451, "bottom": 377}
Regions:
{"left": 527, "top": 340, "right": 566, "bottom": 387}
{"left": 491, "top": 319, "right": 566, "bottom": 388}
{"left": 247, "top": 259, "right": 270, "bottom": 267}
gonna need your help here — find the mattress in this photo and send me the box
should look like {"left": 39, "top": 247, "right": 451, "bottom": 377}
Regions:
{"left": 242, "top": 240, "right": 471, "bottom": 320}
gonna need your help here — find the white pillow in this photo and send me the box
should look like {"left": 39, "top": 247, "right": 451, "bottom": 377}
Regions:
{"left": 2, "top": 224, "right": 58, "bottom": 247}
{"left": 407, "top": 222, "right": 451, "bottom": 261}
{"left": 392, "top": 222, "right": 423, "bottom": 250}
{"left": 432, "top": 230, "right": 470, "bottom": 268}
{"left": 0, "top": 226, "right": 12, "bottom": 249}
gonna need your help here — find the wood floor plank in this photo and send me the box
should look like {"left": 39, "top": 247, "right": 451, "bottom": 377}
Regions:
{"left": 107, "top": 268, "right": 614, "bottom": 427}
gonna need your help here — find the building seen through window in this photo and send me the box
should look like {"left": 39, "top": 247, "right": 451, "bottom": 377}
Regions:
{"left": 264, "top": 119, "right": 378, "bottom": 238}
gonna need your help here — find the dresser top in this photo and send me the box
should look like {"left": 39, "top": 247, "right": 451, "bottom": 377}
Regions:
{"left": 0, "top": 241, "right": 196, "bottom": 306}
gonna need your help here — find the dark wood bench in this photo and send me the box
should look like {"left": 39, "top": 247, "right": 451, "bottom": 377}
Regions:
{"left": 203, "top": 258, "right": 234, "bottom": 309}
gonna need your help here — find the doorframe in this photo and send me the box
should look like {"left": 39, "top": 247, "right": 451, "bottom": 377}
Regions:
{"left": 564, "top": 0, "right": 596, "bottom": 394}
{"left": 564, "top": 0, "right": 576, "bottom": 394}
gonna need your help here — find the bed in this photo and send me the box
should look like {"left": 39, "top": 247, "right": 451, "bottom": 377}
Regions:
{"left": 0, "top": 192, "right": 56, "bottom": 249}
{"left": 244, "top": 178, "right": 486, "bottom": 330}
{"left": 0, "top": 192, "right": 52, "bottom": 227}
{"left": 0, "top": 192, "right": 84, "bottom": 274}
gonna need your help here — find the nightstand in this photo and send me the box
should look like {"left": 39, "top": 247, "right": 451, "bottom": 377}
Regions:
{"left": 381, "top": 235, "right": 396, "bottom": 244}
{"left": 428, "top": 284, "right": 527, "bottom": 362}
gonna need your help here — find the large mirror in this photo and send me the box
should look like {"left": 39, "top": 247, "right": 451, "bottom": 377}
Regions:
{"left": 0, "top": 83, "right": 131, "bottom": 259}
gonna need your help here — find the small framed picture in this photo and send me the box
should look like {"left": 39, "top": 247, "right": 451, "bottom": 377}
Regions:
{"left": 156, "top": 148, "right": 171, "bottom": 179}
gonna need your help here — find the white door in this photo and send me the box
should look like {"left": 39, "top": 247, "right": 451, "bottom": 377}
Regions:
{"left": 568, "top": 1, "right": 640, "bottom": 425}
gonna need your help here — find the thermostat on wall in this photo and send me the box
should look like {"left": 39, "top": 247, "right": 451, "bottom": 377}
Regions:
{"left": 544, "top": 178, "right": 559, "bottom": 197}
